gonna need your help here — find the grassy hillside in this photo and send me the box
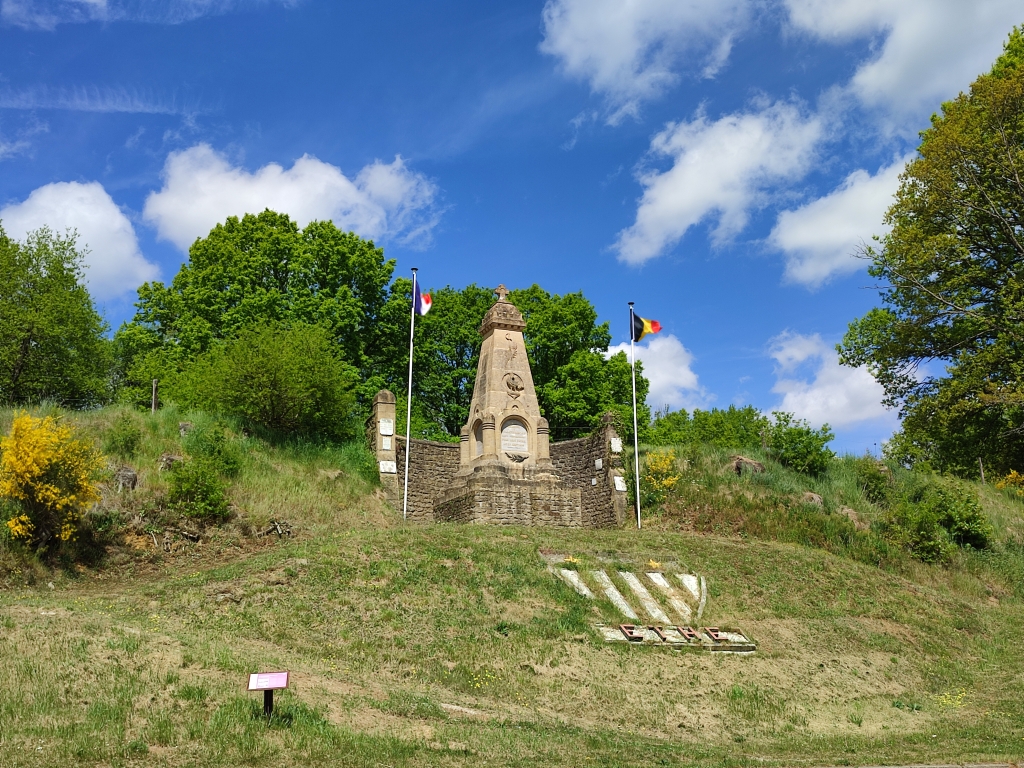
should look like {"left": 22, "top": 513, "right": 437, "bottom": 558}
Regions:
{"left": 0, "top": 406, "right": 1022, "bottom": 767}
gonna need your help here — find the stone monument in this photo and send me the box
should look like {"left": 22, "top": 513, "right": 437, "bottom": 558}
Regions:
{"left": 431, "top": 286, "right": 582, "bottom": 525}
{"left": 367, "top": 284, "right": 629, "bottom": 527}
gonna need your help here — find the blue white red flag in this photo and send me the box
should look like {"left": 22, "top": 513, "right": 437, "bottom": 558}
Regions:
{"left": 413, "top": 281, "right": 432, "bottom": 315}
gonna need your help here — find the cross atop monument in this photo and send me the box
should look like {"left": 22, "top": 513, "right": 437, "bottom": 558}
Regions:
{"left": 494, "top": 284, "right": 509, "bottom": 301}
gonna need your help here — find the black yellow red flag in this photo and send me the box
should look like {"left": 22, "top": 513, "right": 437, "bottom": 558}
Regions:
{"left": 630, "top": 313, "right": 662, "bottom": 342}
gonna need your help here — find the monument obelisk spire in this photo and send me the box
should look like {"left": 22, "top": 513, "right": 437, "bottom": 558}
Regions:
{"left": 457, "top": 284, "right": 551, "bottom": 473}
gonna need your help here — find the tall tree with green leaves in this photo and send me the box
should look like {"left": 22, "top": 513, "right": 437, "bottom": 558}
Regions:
{"left": 0, "top": 226, "right": 110, "bottom": 407}
{"left": 839, "top": 28, "right": 1024, "bottom": 475}
{"left": 380, "top": 280, "right": 495, "bottom": 439}
{"left": 537, "top": 348, "right": 648, "bottom": 441}
{"left": 506, "top": 285, "right": 612, "bottom": 386}
{"left": 115, "top": 210, "right": 395, "bottom": 403}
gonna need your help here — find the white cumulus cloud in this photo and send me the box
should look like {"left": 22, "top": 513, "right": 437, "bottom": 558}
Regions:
{"left": 769, "top": 331, "right": 891, "bottom": 428}
{"left": 540, "top": 0, "right": 749, "bottom": 122}
{"left": 142, "top": 144, "right": 441, "bottom": 252}
{"left": 769, "top": 155, "right": 909, "bottom": 287}
{"left": 784, "top": 0, "right": 1023, "bottom": 125}
{"left": 0, "top": 181, "right": 159, "bottom": 301}
{"left": 607, "top": 333, "right": 710, "bottom": 411}
{"left": 614, "top": 101, "right": 822, "bottom": 264}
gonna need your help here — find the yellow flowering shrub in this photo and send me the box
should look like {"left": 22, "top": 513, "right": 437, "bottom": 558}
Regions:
{"left": 641, "top": 449, "right": 680, "bottom": 507}
{"left": 995, "top": 469, "right": 1024, "bottom": 496}
{"left": 0, "top": 412, "right": 103, "bottom": 548}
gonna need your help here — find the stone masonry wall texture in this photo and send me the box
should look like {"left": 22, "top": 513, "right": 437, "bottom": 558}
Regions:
{"left": 550, "top": 427, "right": 623, "bottom": 528}
{"left": 394, "top": 437, "right": 460, "bottom": 522}
{"left": 367, "top": 390, "right": 626, "bottom": 528}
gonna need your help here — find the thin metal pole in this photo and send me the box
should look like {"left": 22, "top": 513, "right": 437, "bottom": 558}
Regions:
{"left": 629, "top": 302, "right": 641, "bottom": 530}
{"left": 402, "top": 268, "right": 418, "bottom": 521}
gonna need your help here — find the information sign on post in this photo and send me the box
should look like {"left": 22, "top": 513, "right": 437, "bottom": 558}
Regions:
{"left": 248, "top": 671, "right": 289, "bottom": 718}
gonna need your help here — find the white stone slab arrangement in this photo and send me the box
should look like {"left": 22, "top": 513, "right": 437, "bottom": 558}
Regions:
{"left": 647, "top": 572, "right": 692, "bottom": 623}
{"left": 556, "top": 568, "right": 595, "bottom": 598}
{"left": 543, "top": 554, "right": 753, "bottom": 652}
{"left": 675, "top": 573, "right": 707, "bottom": 621}
{"left": 589, "top": 570, "right": 638, "bottom": 620}
{"left": 619, "top": 571, "right": 671, "bottom": 624}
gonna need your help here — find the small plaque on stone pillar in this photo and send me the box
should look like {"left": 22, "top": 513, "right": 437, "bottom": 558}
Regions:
{"left": 500, "top": 421, "right": 528, "bottom": 452}
{"left": 379, "top": 460, "right": 397, "bottom": 474}
{"left": 614, "top": 476, "right": 627, "bottom": 492}
{"left": 610, "top": 438, "right": 622, "bottom": 454}
{"left": 595, "top": 458, "right": 603, "bottom": 470}
{"left": 382, "top": 436, "right": 392, "bottom": 450}
{"left": 379, "top": 418, "right": 394, "bottom": 436}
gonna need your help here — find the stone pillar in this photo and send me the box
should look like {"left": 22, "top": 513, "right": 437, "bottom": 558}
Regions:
{"left": 482, "top": 414, "right": 497, "bottom": 457}
{"left": 602, "top": 412, "right": 629, "bottom": 526}
{"left": 536, "top": 417, "right": 551, "bottom": 461}
{"left": 459, "top": 425, "right": 470, "bottom": 465}
{"left": 368, "top": 390, "right": 399, "bottom": 503}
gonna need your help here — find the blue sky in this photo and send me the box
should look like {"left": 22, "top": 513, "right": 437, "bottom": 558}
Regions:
{"left": 1, "top": 0, "right": 1020, "bottom": 453}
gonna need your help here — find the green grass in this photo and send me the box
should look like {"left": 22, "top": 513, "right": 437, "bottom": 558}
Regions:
{"left": 0, "top": 406, "right": 1023, "bottom": 766}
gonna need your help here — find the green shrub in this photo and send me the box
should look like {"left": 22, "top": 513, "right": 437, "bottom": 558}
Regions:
{"left": 881, "top": 474, "right": 993, "bottom": 562}
{"left": 767, "top": 413, "right": 835, "bottom": 476}
{"left": 853, "top": 455, "right": 891, "bottom": 504}
{"left": 104, "top": 412, "right": 142, "bottom": 460}
{"left": 882, "top": 500, "right": 955, "bottom": 563}
{"left": 182, "top": 422, "right": 243, "bottom": 477}
{"left": 184, "top": 322, "right": 360, "bottom": 441}
{"left": 168, "top": 459, "right": 228, "bottom": 522}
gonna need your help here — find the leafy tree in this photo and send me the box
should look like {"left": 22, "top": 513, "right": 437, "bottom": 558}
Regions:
{"left": 115, "top": 211, "right": 394, "bottom": 404}
{"left": 179, "top": 323, "right": 360, "bottom": 440}
{"left": 0, "top": 412, "right": 104, "bottom": 550}
{"left": 507, "top": 285, "right": 612, "bottom": 387}
{"left": 0, "top": 226, "right": 110, "bottom": 407}
{"left": 538, "top": 349, "right": 648, "bottom": 441}
{"left": 649, "top": 405, "right": 769, "bottom": 448}
{"left": 117, "top": 209, "right": 646, "bottom": 443}
{"left": 380, "top": 281, "right": 494, "bottom": 439}
{"left": 839, "top": 29, "right": 1024, "bottom": 474}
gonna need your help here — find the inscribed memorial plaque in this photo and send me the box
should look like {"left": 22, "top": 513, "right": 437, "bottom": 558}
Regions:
{"left": 613, "top": 476, "right": 627, "bottom": 492}
{"left": 382, "top": 436, "right": 392, "bottom": 450}
{"left": 379, "top": 418, "right": 394, "bottom": 436}
{"left": 610, "top": 438, "right": 622, "bottom": 453}
{"left": 501, "top": 421, "right": 528, "bottom": 452}
{"left": 379, "top": 460, "right": 397, "bottom": 474}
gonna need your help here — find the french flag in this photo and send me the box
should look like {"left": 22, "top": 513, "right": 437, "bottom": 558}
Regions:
{"left": 414, "top": 280, "right": 432, "bottom": 315}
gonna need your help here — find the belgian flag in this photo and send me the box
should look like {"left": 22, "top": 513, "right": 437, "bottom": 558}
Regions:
{"left": 630, "top": 312, "right": 662, "bottom": 342}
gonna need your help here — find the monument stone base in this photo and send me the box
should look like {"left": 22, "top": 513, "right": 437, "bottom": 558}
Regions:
{"left": 434, "top": 465, "right": 582, "bottom": 527}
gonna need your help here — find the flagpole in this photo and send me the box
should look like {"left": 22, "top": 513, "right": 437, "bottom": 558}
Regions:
{"left": 628, "top": 302, "right": 641, "bottom": 530}
{"left": 402, "top": 268, "right": 418, "bottom": 522}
